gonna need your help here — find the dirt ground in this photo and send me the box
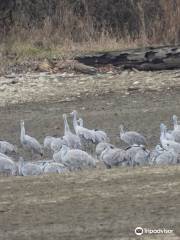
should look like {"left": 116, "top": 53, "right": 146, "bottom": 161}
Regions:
{"left": 0, "top": 69, "right": 180, "bottom": 239}
{"left": 0, "top": 166, "right": 180, "bottom": 240}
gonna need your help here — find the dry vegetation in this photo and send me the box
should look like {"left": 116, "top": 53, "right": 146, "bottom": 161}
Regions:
{"left": 0, "top": 166, "right": 180, "bottom": 239}
{"left": 1, "top": 0, "right": 180, "bottom": 63}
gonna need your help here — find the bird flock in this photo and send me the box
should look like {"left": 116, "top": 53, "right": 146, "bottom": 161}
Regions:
{"left": 0, "top": 111, "right": 180, "bottom": 177}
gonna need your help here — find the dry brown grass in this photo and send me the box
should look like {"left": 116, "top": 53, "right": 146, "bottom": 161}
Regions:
{"left": 1, "top": 0, "right": 180, "bottom": 64}
{"left": 0, "top": 165, "right": 180, "bottom": 239}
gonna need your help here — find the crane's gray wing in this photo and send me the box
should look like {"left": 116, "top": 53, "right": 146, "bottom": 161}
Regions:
{"left": 53, "top": 150, "right": 63, "bottom": 163}
{"left": 64, "top": 133, "right": 81, "bottom": 149}
{"left": 155, "top": 151, "right": 177, "bottom": 165}
{"left": 25, "top": 135, "right": 43, "bottom": 154}
{"left": 96, "top": 142, "right": 115, "bottom": 158}
{"left": 125, "top": 146, "right": 142, "bottom": 163}
{"left": 43, "top": 162, "right": 67, "bottom": 173}
{"left": 62, "top": 149, "right": 95, "bottom": 170}
{"left": 129, "top": 132, "right": 146, "bottom": 145}
{"left": 0, "top": 141, "right": 17, "bottom": 154}
{"left": 44, "top": 136, "right": 55, "bottom": 150}
{"left": 0, "top": 157, "right": 15, "bottom": 173}
{"left": 103, "top": 149, "right": 126, "bottom": 167}
{"left": 94, "top": 130, "right": 107, "bottom": 142}
{"left": 134, "top": 149, "right": 149, "bottom": 166}
{"left": 172, "top": 130, "right": 180, "bottom": 143}
{"left": 122, "top": 132, "right": 146, "bottom": 145}
{"left": 77, "top": 127, "right": 96, "bottom": 142}
{"left": 50, "top": 138, "right": 63, "bottom": 152}
{"left": 22, "top": 163, "right": 42, "bottom": 176}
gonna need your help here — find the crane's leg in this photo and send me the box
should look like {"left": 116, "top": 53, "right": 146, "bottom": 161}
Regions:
{"left": 89, "top": 142, "right": 96, "bottom": 156}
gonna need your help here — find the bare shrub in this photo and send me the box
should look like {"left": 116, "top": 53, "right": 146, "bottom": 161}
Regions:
{"left": 1, "top": 0, "right": 180, "bottom": 59}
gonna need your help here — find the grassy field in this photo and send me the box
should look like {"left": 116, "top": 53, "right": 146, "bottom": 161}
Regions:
{"left": 0, "top": 166, "right": 179, "bottom": 240}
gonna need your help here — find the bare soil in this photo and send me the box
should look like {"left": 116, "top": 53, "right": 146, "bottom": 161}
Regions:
{"left": 0, "top": 167, "right": 179, "bottom": 240}
{"left": 0, "top": 69, "right": 180, "bottom": 239}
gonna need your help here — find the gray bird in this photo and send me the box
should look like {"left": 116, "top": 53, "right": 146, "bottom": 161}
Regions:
{"left": 160, "top": 123, "right": 180, "bottom": 154}
{"left": 18, "top": 157, "right": 43, "bottom": 176}
{"left": 32, "top": 159, "right": 54, "bottom": 168}
{"left": 78, "top": 118, "right": 108, "bottom": 143}
{"left": 71, "top": 110, "right": 96, "bottom": 143}
{"left": 100, "top": 145, "right": 127, "bottom": 168}
{"left": 0, "top": 154, "right": 15, "bottom": 175}
{"left": 53, "top": 149, "right": 63, "bottom": 163}
{"left": 171, "top": 130, "right": 180, "bottom": 142}
{"left": 125, "top": 144, "right": 145, "bottom": 165}
{"left": 172, "top": 115, "right": 180, "bottom": 131}
{"left": 62, "top": 114, "right": 81, "bottom": 149}
{"left": 20, "top": 120, "right": 43, "bottom": 157}
{"left": 43, "top": 162, "right": 68, "bottom": 174}
{"left": 119, "top": 125, "right": 147, "bottom": 146}
{"left": 96, "top": 142, "right": 115, "bottom": 159}
{"left": 44, "top": 136, "right": 56, "bottom": 151}
{"left": 153, "top": 149, "right": 178, "bottom": 165}
{"left": 169, "top": 115, "right": 180, "bottom": 142}
{"left": 60, "top": 145, "right": 96, "bottom": 171}
{"left": 133, "top": 147, "right": 150, "bottom": 166}
{"left": 50, "top": 137, "right": 65, "bottom": 152}
{"left": 150, "top": 144, "right": 164, "bottom": 164}
{"left": 0, "top": 141, "right": 17, "bottom": 155}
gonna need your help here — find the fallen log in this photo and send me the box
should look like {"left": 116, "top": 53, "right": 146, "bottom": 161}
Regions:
{"left": 75, "top": 45, "right": 180, "bottom": 71}
{"left": 37, "top": 59, "right": 97, "bottom": 74}
{"left": 55, "top": 60, "right": 97, "bottom": 74}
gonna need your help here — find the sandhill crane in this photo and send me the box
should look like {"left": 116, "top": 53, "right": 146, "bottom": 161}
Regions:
{"left": 62, "top": 114, "right": 81, "bottom": 149}
{"left": 18, "top": 157, "right": 43, "bottom": 176}
{"left": 0, "top": 141, "right": 17, "bottom": 155}
{"left": 160, "top": 123, "right": 180, "bottom": 154}
{"left": 96, "top": 142, "right": 115, "bottom": 159}
{"left": 152, "top": 148, "right": 178, "bottom": 165}
{"left": 0, "top": 154, "right": 15, "bottom": 175}
{"left": 78, "top": 118, "right": 108, "bottom": 143}
{"left": 125, "top": 144, "right": 149, "bottom": 166}
{"left": 60, "top": 145, "right": 96, "bottom": 171}
{"left": 44, "top": 136, "right": 66, "bottom": 152}
{"left": 44, "top": 136, "right": 55, "bottom": 151}
{"left": 100, "top": 145, "right": 127, "bottom": 168}
{"left": 133, "top": 147, "right": 150, "bottom": 166}
{"left": 53, "top": 149, "right": 63, "bottom": 163}
{"left": 50, "top": 137, "right": 65, "bottom": 152}
{"left": 168, "top": 115, "right": 180, "bottom": 142}
{"left": 43, "top": 162, "right": 68, "bottom": 174}
{"left": 71, "top": 110, "right": 95, "bottom": 143}
{"left": 172, "top": 115, "right": 180, "bottom": 131}
{"left": 71, "top": 110, "right": 96, "bottom": 144}
{"left": 119, "top": 125, "right": 147, "bottom": 146}
{"left": 20, "top": 120, "right": 43, "bottom": 158}
{"left": 150, "top": 145, "right": 164, "bottom": 164}
{"left": 71, "top": 110, "right": 107, "bottom": 154}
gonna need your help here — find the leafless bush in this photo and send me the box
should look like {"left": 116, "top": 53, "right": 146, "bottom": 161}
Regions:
{"left": 1, "top": 0, "right": 180, "bottom": 58}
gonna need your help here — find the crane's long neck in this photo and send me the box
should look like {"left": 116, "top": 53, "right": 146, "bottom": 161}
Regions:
{"left": 64, "top": 115, "right": 70, "bottom": 135}
{"left": 72, "top": 112, "right": 78, "bottom": 130}
{"left": 79, "top": 119, "right": 83, "bottom": 127}
{"left": 160, "top": 125, "right": 166, "bottom": 144}
{"left": 120, "top": 125, "right": 125, "bottom": 137}
{"left": 173, "top": 117, "right": 178, "bottom": 130}
{"left": 20, "top": 123, "right": 25, "bottom": 142}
